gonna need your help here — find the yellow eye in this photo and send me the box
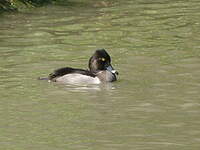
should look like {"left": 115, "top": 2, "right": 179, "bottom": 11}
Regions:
{"left": 101, "top": 58, "right": 105, "bottom": 61}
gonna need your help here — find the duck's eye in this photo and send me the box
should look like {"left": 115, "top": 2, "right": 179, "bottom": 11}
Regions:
{"left": 99, "top": 58, "right": 106, "bottom": 61}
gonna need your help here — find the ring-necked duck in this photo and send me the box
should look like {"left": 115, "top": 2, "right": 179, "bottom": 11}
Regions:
{"left": 40, "top": 49, "right": 118, "bottom": 84}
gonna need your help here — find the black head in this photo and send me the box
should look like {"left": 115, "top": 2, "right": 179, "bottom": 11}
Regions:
{"left": 89, "top": 49, "right": 118, "bottom": 75}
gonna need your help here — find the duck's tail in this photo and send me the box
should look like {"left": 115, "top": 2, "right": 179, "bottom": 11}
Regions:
{"left": 37, "top": 77, "right": 49, "bottom": 80}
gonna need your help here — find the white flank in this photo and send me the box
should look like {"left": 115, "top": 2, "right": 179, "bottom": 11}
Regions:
{"left": 55, "top": 74, "right": 101, "bottom": 85}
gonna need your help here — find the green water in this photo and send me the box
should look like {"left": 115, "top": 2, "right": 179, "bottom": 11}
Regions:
{"left": 1, "top": 0, "right": 200, "bottom": 149}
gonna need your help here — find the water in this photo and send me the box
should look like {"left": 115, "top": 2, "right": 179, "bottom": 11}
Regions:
{"left": 0, "top": 0, "right": 200, "bottom": 149}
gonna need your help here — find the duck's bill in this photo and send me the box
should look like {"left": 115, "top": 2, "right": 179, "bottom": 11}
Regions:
{"left": 106, "top": 65, "right": 119, "bottom": 75}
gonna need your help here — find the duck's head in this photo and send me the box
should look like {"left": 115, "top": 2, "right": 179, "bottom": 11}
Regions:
{"left": 88, "top": 49, "right": 118, "bottom": 76}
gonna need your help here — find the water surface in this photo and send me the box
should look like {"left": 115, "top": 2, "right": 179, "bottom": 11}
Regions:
{"left": 0, "top": 0, "right": 200, "bottom": 149}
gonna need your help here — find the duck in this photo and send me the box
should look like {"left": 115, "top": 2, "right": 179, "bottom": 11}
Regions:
{"left": 43, "top": 49, "right": 118, "bottom": 84}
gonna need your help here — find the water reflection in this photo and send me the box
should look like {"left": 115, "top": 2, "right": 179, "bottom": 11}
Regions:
{"left": 53, "top": 82, "right": 116, "bottom": 92}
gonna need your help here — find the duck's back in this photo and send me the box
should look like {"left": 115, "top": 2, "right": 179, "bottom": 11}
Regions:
{"left": 48, "top": 67, "right": 100, "bottom": 84}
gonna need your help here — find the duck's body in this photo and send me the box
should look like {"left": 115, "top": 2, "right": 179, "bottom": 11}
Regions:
{"left": 53, "top": 73, "right": 101, "bottom": 84}
{"left": 41, "top": 49, "right": 118, "bottom": 84}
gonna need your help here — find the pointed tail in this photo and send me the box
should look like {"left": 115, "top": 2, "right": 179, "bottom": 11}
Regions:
{"left": 37, "top": 77, "right": 49, "bottom": 80}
